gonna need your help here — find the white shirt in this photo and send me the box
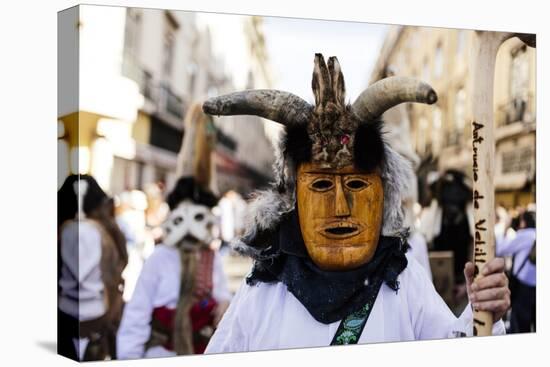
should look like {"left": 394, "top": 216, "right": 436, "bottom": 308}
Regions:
{"left": 205, "top": 255, "right": 505, "bottom": 353}
{"left": 407, "top": 231, "right": 432, "bottom": 280}
{"left": 59, "top": 220, "right": 105, "bottom": 321}
{"left": 496, "top": 228, "right": 536, "bottom": 286}
{"left": 117, "top": 244, "right": 232, "bottom": 359}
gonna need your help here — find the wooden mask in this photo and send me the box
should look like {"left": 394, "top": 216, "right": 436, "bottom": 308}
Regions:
{"left": 297, "top": 162, "right": 384, "bottom": 271}
{"left": 202, "top": 54, "right": 437, "bottom": 271}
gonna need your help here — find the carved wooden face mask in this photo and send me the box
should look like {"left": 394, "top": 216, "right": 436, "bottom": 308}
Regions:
{"left": 297, "top": 162, "right": 384, "bottom": 271}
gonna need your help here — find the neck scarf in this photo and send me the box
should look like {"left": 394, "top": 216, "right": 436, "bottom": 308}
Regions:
{"left": 246, "top": 210, "right": 409, "bottom": 324}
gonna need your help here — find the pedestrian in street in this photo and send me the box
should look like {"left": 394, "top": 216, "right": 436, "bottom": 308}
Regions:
{"left": 497, "top": 209, "right": 536, "bottom": 333}
{"left": 116, "top": 103, "right": 231, "bottom": 359}
{"left": 420, "top": 170, "right": 474, "bottom": 305}
{"left": 201, "top": 54, "right": 509, "bottom": 352}
{"left": 58, "top": 174, "right": 128, "bottom": 361}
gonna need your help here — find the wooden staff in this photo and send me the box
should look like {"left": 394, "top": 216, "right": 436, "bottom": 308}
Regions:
{"left": 471, "top": 31, "right": 535, "bottom": 336}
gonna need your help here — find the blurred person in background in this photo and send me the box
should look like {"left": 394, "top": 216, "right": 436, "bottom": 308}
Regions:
{"left": 419, "top": 171, "right": 441, "bottom": 245}
{"left": 218, "top": 190, "right": 247, "bottom": 255}
{"left": 115, "top": 189, "right": 150, "bottom": 302}
{"left": 117, "top": 103, "right": 231, "bottom": 358}
{"left": 58, "top": 174, "right": 128, "bottom": 361}
{"left": 419, "top": 170, "right": 474, "bottom": 305}
{"left": 403, "top": 197, "right": 432, "bottom": 280}
{"left": 497, "top": 209, "right": 536, "bottom": 333}
{"left": 116, "top": 178, "right": 231, "bottom": 358}
{"left": 494, "top": 205, "right": 509, "bottom": 240}
{"left": 144, "top": 181, "right": 170, "bottom": 245}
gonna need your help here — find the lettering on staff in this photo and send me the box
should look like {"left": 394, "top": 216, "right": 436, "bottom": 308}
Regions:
{"left": 474, "top": 219, "right": 488, "bottom": 276}
{"left": 472, "top": 121, "right": 484, "bottom": 182}
{"left": 473, "top": 190, "right": 484, "bottom": 209}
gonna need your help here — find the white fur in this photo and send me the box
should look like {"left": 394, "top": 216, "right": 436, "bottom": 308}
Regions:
{"left": 380, "top": 145, "right": 414, "bottom": 236}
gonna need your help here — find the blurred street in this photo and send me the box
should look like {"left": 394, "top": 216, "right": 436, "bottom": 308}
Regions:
{"left": 222, "top": 253, "right": 253, "bottom": 294}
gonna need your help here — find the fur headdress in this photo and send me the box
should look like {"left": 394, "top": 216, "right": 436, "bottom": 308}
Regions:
{"left": 203, "top": 54, "right": 437, "bottom": 259}
{"left": 165, "top": 102, "right": 219, "bottom": 355}
{"left": 168, "top": 102, "right": 219, "bottom": 207}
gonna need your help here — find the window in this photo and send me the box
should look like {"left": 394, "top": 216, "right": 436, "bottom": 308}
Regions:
{"left": 422, "top": 58, "right": 430, "bottom": 82}
{"left": 451, "top": 88, "right": 466, "bottom": 144}
{"left": 502, "top": 146, "right": 534, "bottom": 174}
{"left": 122, "top": 9, "right": 143, "bottom": 86}
{"left": 163, "top": 30, "right": 175, "bottom": 77}
{"left": 418, "top": 117, "right": 429, "bottom": 155}
{"left": 58, "top": 121, "right": 69, "bottom": 190}
{"left": 432, "top": 108, "right": 442, "bottom": 153}
{"left": 162, "top": 12, "right": 179, "bottom": 78}
{"left": 434, "top": 44, "right": 443, "bottom": 78}
{"left": 123, "top": 9, "right": 142, "bottom": 58}
{"left": 456, "top": 30, "right": 465, "bottom": 56}
{"left": 187, "top": 62, "right": 198, "bottom": 95}
{"left": 509, "top": 45, "right": 529, "bottom": 123}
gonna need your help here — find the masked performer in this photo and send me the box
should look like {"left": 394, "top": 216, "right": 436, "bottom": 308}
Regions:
{"left": 58, "top": 174, "right": 128, "bottom": 361}
{"left": 117, "top": 104, "right": 231, "bottom": 359}
{"left": 202, "top": 54, "right": 510, "bottom": 352}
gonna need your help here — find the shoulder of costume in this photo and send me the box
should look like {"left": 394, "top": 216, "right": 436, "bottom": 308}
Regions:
{"left": 230, "top": 186, "right": 294, "bottom": 259}
{"left": 399, "top": 252, "right": 431, "bottom": 287}
{"left": 145, "top": 243, "right": 178, "bottom": 264}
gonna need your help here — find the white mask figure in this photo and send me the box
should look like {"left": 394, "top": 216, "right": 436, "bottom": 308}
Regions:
{"left": 162, "top": 200, "right": 216, "bottom": 248}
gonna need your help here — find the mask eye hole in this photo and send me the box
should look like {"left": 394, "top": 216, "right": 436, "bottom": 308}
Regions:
{"left": 345, "top": 179, "right": 369, "bottom": 191}
{"left": 194, "top": 213, "right": 205, "bottom": 221}
{"left": 310, "top": 178, "right": 334, "bottom": 191}
{"left": 173, "top": 216, "right": 183, "bottom": 225}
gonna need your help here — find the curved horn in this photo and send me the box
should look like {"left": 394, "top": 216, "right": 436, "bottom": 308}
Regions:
{"left": 352, "top": 76, "right": 438, "bottom": 121}
{"left": 202, "top": 90, "right": 312, "bottom": 127}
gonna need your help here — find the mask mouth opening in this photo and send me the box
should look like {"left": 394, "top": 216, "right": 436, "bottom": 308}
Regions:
{"left": 176, "top": 234, "right": 202, "bottom": 249}
{"left": 325, "top": 226, "right": 357, "bottom": 235}
{"left": 318, "top": 221, "right": 363, "bottom": 239}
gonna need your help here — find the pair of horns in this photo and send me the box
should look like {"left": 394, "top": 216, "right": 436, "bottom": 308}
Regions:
{"left": 202, "top": 55, "right": 437, "bottom": 125}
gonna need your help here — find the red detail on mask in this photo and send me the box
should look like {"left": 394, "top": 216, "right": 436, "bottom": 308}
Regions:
{"left": 340, "top": 134, "right": 350, "bottom": 145}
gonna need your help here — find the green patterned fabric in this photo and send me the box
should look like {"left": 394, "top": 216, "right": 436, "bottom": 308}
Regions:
{"left": 331, "top": 278, "right": 384, "bottom": 345}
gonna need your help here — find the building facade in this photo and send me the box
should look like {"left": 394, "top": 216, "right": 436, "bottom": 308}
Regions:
{"left": 370, "top": 26, "right": 536, "bottom": 208}
{"left": 58, "top": 6, "right": 276, "bottom": 197}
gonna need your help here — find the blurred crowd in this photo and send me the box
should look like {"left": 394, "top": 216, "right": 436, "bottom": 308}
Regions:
{"left": 408, "top": 169, "right": 536, "bottom": 332}
{"left": 57, "top": 174, "right": 249, "bottom": 361}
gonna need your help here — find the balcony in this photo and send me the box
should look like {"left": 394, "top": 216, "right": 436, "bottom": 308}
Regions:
{"left": 121, "top": 53, "right": 145, "bottom": 91}
{"left": 446, "top": 131, "right": 462, "bottom": 147}
{"left": 121, "top": 54, "right": 186, "bottom": 127}
{"left": 121, "top": 55, "right": 155, "bottom": 102}
{"left": 496, "top": 95, "right": 534, "bottom": 127}
{"left": 159, "top": 83, "right": 184, "bottom": 120}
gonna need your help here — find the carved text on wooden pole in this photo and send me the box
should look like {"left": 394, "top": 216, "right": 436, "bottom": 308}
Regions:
{"left": 472, "top": 120, "right": 489, "bottom": 336}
